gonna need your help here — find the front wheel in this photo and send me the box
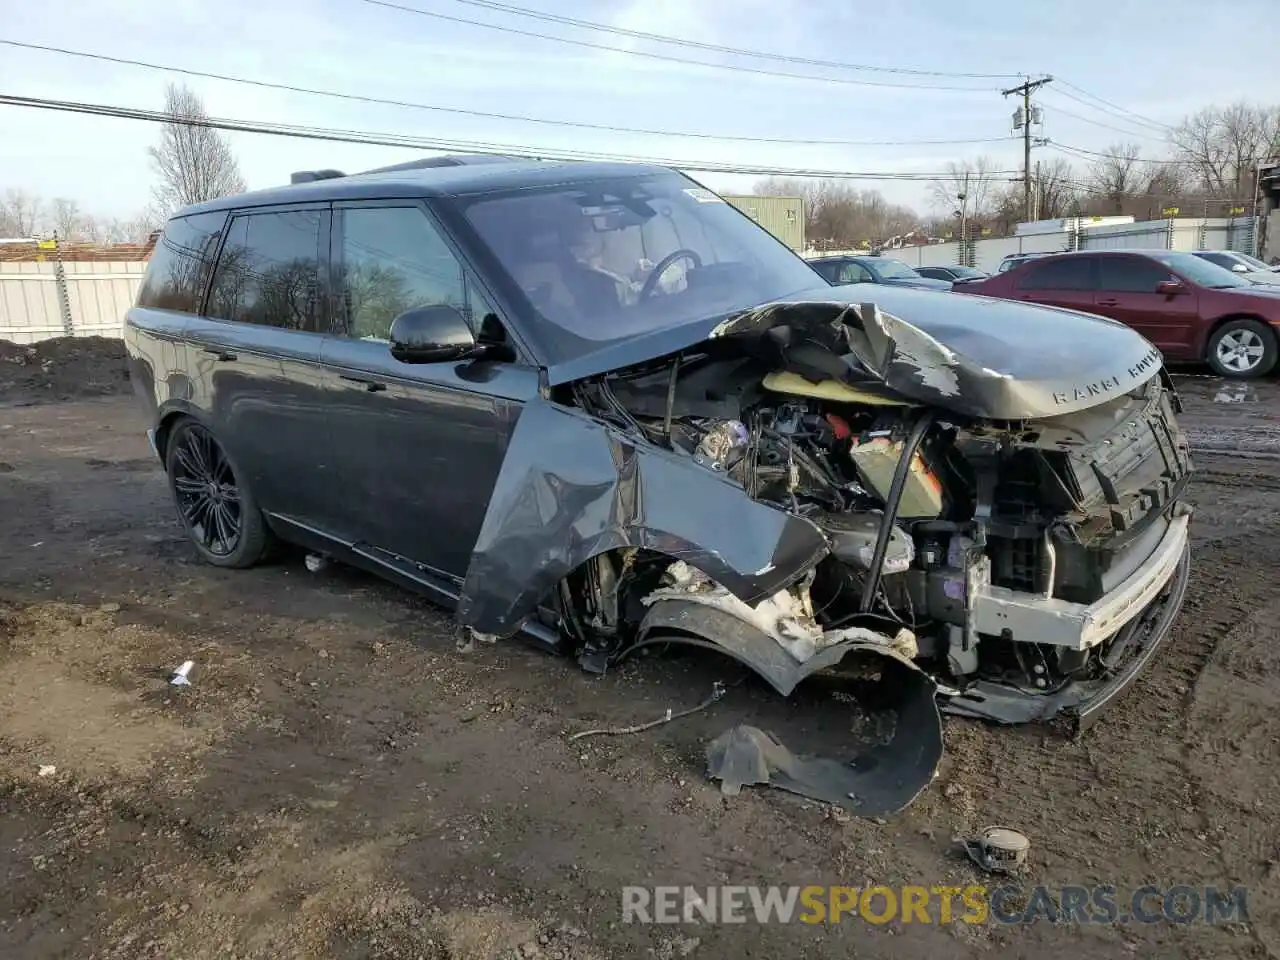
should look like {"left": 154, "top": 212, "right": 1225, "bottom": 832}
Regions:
{"left": 1206, "top": 319, "right": 1278, "bottom": 379}
{"left": 164, "top": 418, "right": 271, "bottom": 568}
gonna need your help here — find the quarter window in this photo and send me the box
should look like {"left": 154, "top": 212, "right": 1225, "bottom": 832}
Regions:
{"left": 1098, "top": 256, "right": 1174, "bottom": 293}
{"left": 338, "top": 206, "right": 467, "bottom": 341}
{"left": 206, "top": 209, "right": 324, "bottom": 331}
{"left": 1018, "top": 257, "right": 1096, "bottom": 291}
{"left": 136, "top": 212, "right": 226, "bottom": 313}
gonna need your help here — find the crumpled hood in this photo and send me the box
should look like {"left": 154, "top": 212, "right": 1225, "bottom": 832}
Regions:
{"left": 547, "top": 284, "right": 1163, "bottom": 420}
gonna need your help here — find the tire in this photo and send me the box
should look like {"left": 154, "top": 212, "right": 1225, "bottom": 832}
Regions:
{"left": 1205, "top": 318, "right": 1278, "bottom": 379}
{"left": 164, "top": 418, "right": 272, "bottom": 568}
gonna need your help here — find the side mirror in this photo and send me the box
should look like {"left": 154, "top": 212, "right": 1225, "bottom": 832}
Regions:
{"left": 1231, "top": 263, "right": 1249, "bottom": 273}
{"left": 389, "top": 305, "right": 479, "bottom": 363}
{"left": 1155, "top": 280, "right": 1185, "bottom": 296}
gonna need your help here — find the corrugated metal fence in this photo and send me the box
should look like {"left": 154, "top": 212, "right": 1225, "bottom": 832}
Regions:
{"left": 0, "top": 260, "right": 146, "bottom": 344}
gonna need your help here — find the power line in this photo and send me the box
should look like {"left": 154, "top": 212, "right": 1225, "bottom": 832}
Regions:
{"left": 0, "top": 91, "right": 1025, "bottom": 181}
{"left": 360, "top": 0, "right": 1003, "bottom": 92}
{"left": 1049, "top": 142, "right": 1190, "bottom": 166}
{"left": 1054, "top": 80, "right": 1171, "bottom": 131}
{"left": 1052, "top": 87, "right": 1169, "bottom": 133}
{"left": 1040, "top": 100, "right": 1167, "bottom": 141}
{"left": 436, "top": 0, "right": 1023, "bottom": 79}
{"left": 0, "top": 39, "right": 1016, "bottom": 148}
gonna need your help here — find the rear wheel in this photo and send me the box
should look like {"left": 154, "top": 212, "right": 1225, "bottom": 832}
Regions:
{"left": 164, "top": 419, "right": 271, "bottom": 568}
{"left": 1206, "top": 318, "right": 1277, "bottom": 379}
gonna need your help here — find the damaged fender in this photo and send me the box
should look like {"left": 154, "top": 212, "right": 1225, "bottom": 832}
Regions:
{"left": 636, "top": 598, "right": 918, "bottom": 697}
{"left": 456, "top": 398, "right": 829, "bottom": 637}
{"left": 638, "top": 599, "right": 943, "bottom": 817}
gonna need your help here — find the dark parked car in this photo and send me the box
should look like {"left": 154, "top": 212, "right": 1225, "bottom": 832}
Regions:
{"left": 914, "top": 264, "right": 989, "bottom": 284}
{"left": 807, "top": 254, "right": 952, "bottom": 290}
{"left": 959, "top": 249, "right": 1280, "bottom": 378}
{"left": 125, "top": 158, "right": 1192, "bottom": 802}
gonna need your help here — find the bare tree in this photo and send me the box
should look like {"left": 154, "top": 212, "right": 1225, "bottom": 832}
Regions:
{"left": 149, "top": 83, "right": 246, "bottom": 216}
{"left": 1033, "top": 157, "right": 1080, "bottom": 219}
{"left": 1169, "top": 102, "right": 1280, "bottom": 196}
{"left": 0, "top": 188, "right": 44, "bottom": 236}
{"left": 755, "top": 177, "right": 919, "bottom": 248}
{"left": 992, "top": 156, "right": 1080, "bottom": 230}
{"left": 50, "top": 197, "right": 86, "bottom": 241}
{"left": 927, "top": 157, "right": 1005, "bottom": 222}
{"left": 1087, "top": 142, "right": 1144, "bottom": 214}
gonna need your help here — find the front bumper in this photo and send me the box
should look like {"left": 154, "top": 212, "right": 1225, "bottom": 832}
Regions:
{"left": 942, "top": 541, "right": 1190, "bottom": 729}
{"left": 969, "top": 512, "right": 1191, "bottom": 651}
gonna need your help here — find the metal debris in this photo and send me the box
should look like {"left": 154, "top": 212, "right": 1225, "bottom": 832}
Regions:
{"left": 960, "top": 826, "right": 1031, "bottom": 874}
{"left": 169, "top": 660, "right": 194, "bottom": 686}
{"left": 568, "top": 682, "right": 726, "bottom": 742}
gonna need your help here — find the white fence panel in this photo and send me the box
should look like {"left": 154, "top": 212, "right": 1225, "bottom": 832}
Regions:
{"left": 881, "top": 242, "right": 960, "bottom": 268}
{"left": 1200, "top": 222, "right": 1231, "bottom": 251}
{"left": 62, "top": 262, "right": 145, "bottom": 339}
{"left": 1012, "top": 232, "right": 1072, "bottom": 256}
{"left": 1080, "top": 222, "right": 1172, "bottom": 250}
{"left": 0, "top": 260, "right": 146, "bottom": 343}
{"left": 0, "top": 262, "right": 66, "bottom": 344}
{"left": 1226, "top": 217, "right": 1257, "bottom": 254}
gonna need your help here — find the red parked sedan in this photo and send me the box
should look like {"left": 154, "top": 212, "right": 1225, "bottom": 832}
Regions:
{"left": 957, "top": 249, "right": 1280, "bottom": 378}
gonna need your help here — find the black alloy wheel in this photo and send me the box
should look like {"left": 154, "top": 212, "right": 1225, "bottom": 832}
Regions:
{"left": 165, "top": 419, "right": 271, "bottom": 568}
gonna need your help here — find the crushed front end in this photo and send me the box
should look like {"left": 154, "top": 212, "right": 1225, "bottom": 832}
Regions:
{"left": 457, "top": 295, "right": 1193, "bottom": 815}
{"left": 901, "top": 369, "right": 1193, "bottom": 725}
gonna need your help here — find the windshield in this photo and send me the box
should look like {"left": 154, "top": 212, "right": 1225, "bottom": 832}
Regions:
{"left": 869, "top": 259, "right": 923, "bottom": 280}
{"left": 461, "top": 174, "right": 821, "bottom": 363}
{"left": 950, "top": 266, "right": 986, "bottom": 279}
{"left": 1151, "top": 251, "right": 1252, "bottom": 289}
{"left": 1237, "top": 252, "right": 1270, "bottom": 271}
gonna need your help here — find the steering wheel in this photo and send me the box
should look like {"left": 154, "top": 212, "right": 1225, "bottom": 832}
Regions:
{"left": 639, "top": 248, "right": 703, "bottom": 300}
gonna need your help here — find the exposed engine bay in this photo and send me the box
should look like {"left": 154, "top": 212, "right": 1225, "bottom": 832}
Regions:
{"left": 557, "top": 337, "right": 1193, "bottom": 727}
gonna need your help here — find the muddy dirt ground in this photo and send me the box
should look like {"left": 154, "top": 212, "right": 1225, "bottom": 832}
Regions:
{"left": 1, "top": 340, "right": 1278, "bottom": 959}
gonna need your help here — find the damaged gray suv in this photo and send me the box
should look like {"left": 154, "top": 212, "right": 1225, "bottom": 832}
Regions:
{"left": 126, "top": 158, "right": 1192, "bottom": 810}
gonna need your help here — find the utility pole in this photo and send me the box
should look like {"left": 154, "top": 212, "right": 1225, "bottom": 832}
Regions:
{"left": 1032, "top": 160, "right": 1041, "bottom": 221}
{"left": 1003, "top": 75, "right": 1053, "bottom": 222}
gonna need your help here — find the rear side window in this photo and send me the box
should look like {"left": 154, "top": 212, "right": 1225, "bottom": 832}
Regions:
{"left": 1098, "top": 256, "right": 1174, "bottom": 292}
{"left": 836, "top": 261, "right": 874, "bottom": 284}
{"left": 206, "top": 209, "right": 323, "bottom": 331}
{"left": 1019, "top": 257, "right": 1095, "bottom": 291}
{"left": 1197, "top": 252, "right": 1235, "bottom": 270}
{"left": 136, "top": 212, "right": 226, "bottom": 312}
{"left": 811, "top": 261, "right": 840, "bottom": 283}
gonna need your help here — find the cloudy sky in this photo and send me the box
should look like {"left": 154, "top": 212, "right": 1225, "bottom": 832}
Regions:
{"left": 2, "top": 0, "right": 1277, "bottom": 223}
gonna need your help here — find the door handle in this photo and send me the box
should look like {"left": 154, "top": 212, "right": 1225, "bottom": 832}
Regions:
{"left": 202, "top": 347, "right": 238, "bottom": 361}
{"left": 339, "top": 374, "right": 387, "bottom": 393}
{"left": 1096, "top": 299, "right": 1119, "bottom": 307}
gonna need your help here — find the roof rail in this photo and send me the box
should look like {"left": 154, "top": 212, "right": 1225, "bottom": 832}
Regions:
{"left": 290, "top": 169, "right": 347, "bottom": 184}
{"left": 356, "top": 154, "right": 525, "bottom": 175}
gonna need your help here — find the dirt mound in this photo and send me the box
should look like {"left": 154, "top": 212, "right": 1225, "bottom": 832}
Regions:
{"left": 0, "top": 336, "right": 131, "bottom": 404}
